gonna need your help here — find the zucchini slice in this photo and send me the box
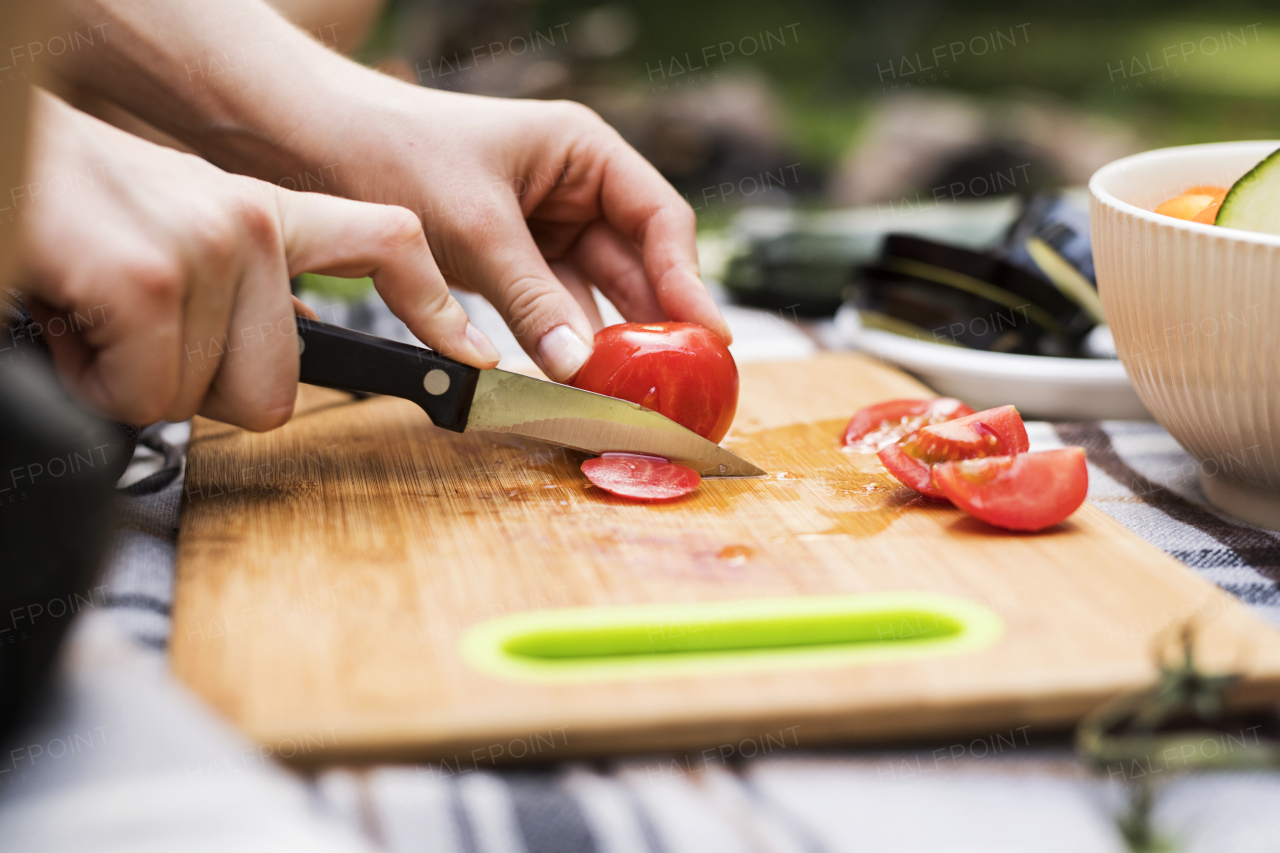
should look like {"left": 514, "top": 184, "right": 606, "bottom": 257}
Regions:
{"left": 1215, "top": 147, "right": 1280, "bottom": 233}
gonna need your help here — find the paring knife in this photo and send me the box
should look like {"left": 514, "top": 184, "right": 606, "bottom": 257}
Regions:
{"left": 295, "top": 318, "right": 765, "bottom": 478}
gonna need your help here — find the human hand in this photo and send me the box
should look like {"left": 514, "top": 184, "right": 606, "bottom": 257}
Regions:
{"left": 45, "top": 0, "right": 725, "bottom": 382}
{"left": 295, "top": 86, "right": 730, "bottom": 382}
{"left": 18, "top": 92, "right": 499, "bottom": 430}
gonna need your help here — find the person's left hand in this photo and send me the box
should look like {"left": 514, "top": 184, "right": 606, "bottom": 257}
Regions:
{"left": 18, "top": 91, "right": 500, "bottom": 430}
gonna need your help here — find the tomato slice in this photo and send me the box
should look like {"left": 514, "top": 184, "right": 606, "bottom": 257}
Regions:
{"left": 932, "top": 447, "right": 1088, "bottom": 531}
{"left": 841, "top": 398, "right": 975, "bottom": 452}
{"left": 877, "top": 405, "right": 1029, "bottom": 498}
{"left": 581, "top": 452, "right": 701, "bottom": 501}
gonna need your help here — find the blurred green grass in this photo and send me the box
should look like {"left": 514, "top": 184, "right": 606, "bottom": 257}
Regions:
{"left": 531, "top": 3, "right": 1280, "bottom": 168}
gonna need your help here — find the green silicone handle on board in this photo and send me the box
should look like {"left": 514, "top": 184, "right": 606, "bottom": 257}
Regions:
{"left": 460, "top": 593, "right": 1002, "bottom": 682}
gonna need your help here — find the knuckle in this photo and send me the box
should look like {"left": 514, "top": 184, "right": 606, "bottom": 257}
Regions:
{"left": 241, "top": 401, "right": 295, "bottom": 433}
{"left": 38, "top": 268, "right": 86, "bottom": 309}
{"left": 419, "top": 282, "right": 455, "bottom": 317}
{"left": 501, "top": 278, "right": 562, "bottom": 339}
{"left": 164, "top": 398, "right": 200, "bottom": 424}
{"left": 665, "top": 196, "right": 697, "bottom": 228}
{"left": 128, "top": 399, "right": 172, "bottom": 426}
{"left": 123, "top": 257, "right": 184, "bottom": 307}
{"left": 225, "top": 382, "right": 297, "bottom": 432}
{"left": 550, "top": 99, "right": 602, "bottom": 127}
{"left": 235, "top": 196, "right": 282, "bottom": 252}
{"left": 375, "top": 205, "right": 426, "bottom": 251}
{"left": 194, "top": 214, "right": 238, "bottom": 268}
{"left": 114, "top": 373, "right": 178, "bottom": 426}
{"left": 400, "top": 285, "right": 457, "bottom": 335}
{"left": 640, "top": 197, "right": 696, "bottom": 246}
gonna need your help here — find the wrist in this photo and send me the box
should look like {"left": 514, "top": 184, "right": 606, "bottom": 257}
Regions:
{"left": 226, "top": 53, "right": 444, "bottom": 204}
{"left": 187, "top": 31, "right": 373, "bottom": 183}
{"left": 53, "top": 0, "right": 409, "bottom": 193}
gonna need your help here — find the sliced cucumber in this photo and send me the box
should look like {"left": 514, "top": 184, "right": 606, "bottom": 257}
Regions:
{"left": 1215, "top": 146, "right": 1280, "bottom": 232}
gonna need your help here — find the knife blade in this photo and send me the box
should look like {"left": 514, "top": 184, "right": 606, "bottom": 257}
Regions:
{"left": 295, "top": 318, "right": 765, "bottom": 478}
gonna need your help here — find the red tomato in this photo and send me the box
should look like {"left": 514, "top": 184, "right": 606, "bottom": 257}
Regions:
{"left": 877, "top": 405, "right": 1029, "bottom": 498}
{"left": 581, "top": 453, "right": 701, "bottom": 501}
{"left": 903, "top": 405, "right": 1029, "bottom": 462}
{"left": 572, "top": 323, "right": 738, "bottom": 443}
{"left": 932, "top": 447, "right": 1088, "bottom": 531}
{"left": 877, "top": 442, "right": 941, "bottom": 495}
{"left": 842, "top": 398, "right": 975, "bottom": 452}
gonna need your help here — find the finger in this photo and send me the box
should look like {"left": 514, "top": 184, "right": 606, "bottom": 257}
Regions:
{"left": 440, "top": 200, "right": 596, "bottom": 382}
{"left": 596, "top": 139, "right": 731, "bottom": 343}
{"left": 25, "top": 295, "right": 94, "bottom": 391}
{"left": 291, "top": 295, "right": 319, "bottom": 320}
{"left": 164, "top": 205, "right": 243, "bottom": 422}
{"left": 30, "top": 252, "right": 184, "bottom": 425}
{"left": 277, "top": 192, "right": 500, "bottom": 368}
{"left": 569, "top": 221, "right": 665, "bottom": 324}
{"left": 196, "top": 241, "right": 299, "bottom": 432}
{"left": 549, "top": 260, "right": 604, "bottom": 333}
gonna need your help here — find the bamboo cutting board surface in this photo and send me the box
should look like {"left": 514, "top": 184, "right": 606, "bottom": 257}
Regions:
{"left": 172, "top": 352, "right": 1280, "bottom": 764}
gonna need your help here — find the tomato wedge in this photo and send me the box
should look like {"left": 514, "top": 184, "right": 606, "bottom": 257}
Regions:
{"left": 581, "top": 453, "right": 701, "bottom": 502}
{"left": 877, "top": 405, "right": 1029, "bottom": 498}
{"left": 932, "top": 447, "right": 1088, "bottom": 531}
{"left": 842, "top": 398, "right": 975, "bottom": 452}
{"left": 876, "top": 443, "right": 943, "bottom": 496}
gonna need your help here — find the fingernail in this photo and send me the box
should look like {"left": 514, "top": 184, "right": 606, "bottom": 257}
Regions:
{"left": 703, "top": 305, "right": 732, "bottom": 345}
{"left": 466, "top": 323, "right": 501, "bottom": 365}
{"left": 686, "top": 270, "right": 732, "bottom": 344}
{"left": 709, "top": 312, "right": 733, "bottom": 345}
{"left": 537, "top": 324, "right": 592, "bottom": 382}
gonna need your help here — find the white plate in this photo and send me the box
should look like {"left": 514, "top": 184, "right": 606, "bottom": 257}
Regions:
{"left": 832, "top": 304, "right": 1151, "bottom": 421}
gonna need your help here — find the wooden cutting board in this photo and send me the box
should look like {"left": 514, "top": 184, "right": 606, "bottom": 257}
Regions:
{"left": 172, "top": 352, "right": 1280, "bottom": 765}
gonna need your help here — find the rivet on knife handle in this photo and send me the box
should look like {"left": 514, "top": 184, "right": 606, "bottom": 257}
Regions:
{"left": 295, "top": 317, "right": 480, "bottom": 432}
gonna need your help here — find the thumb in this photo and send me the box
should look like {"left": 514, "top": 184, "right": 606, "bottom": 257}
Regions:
{"left": 275, "top": 191, "right": 500, "bottom": 368}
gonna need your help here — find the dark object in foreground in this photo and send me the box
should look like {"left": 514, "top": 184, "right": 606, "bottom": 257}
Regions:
{"left": 0, "top": 336, "right": 120, "bottom": 742}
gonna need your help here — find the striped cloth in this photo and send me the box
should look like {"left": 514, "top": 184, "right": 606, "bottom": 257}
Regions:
{"left": 4, "top": 294, "right": 1280, "bottom": 850}
{"left": 1051, "top": 421, "right": 1280, "bottom": 627}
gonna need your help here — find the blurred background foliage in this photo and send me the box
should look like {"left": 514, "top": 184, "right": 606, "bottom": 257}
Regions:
{"left": 363, "top": 0, "right": 1280, "bottom": 224}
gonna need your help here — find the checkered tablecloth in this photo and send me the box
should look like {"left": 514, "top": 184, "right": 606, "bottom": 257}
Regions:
{"left": 4, "top": 296, "right": 1280, "bottom": 852}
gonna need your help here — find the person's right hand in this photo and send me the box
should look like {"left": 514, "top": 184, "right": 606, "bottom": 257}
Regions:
{"left": 17, "top": 92, "right": 499, "bottom": 430}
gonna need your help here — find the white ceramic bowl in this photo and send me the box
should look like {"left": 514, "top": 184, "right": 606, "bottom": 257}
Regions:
{"left": 1090, "top": 141, "right": 1280, "bottom": 529}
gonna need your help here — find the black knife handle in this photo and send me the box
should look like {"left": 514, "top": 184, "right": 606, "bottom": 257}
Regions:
{"left": 296, "top": 317, "right": 481, "bottom": 432}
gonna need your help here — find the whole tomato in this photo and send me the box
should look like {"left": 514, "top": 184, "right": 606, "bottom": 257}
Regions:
{"left": 572, "top": 322, "right": 739, "bottom": 443}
